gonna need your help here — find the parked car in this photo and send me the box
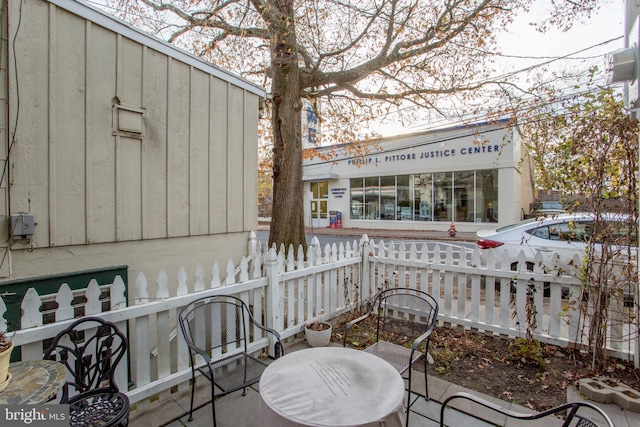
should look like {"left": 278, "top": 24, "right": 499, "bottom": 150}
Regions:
{"left": 476, "top": 213, "right": 637, "bottom": 276}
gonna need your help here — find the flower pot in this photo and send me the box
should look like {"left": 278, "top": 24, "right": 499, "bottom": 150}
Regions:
{"left": 0, "top": 341, "right": 14, "bottom": 391}
{"left": 0, "top": 373, "right": 11, "bottom": 393}
{"left": 304, "top": 322, "right": 332, "bottom": 347}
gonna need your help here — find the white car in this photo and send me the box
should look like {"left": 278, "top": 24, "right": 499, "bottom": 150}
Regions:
{"left": 476, "top": 213, "right": 637, "bottom": 276}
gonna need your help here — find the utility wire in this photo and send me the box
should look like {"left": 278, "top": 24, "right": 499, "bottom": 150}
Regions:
{"left": 310, "top": 83, "right": 622, "bottom": 166}
{"left": 89, "top": 0, "right": 619, "bottom": 84}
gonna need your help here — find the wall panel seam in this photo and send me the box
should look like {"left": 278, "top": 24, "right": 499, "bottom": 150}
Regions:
{"left": 85, "top": 20, "right": 92, "bottom": 244}
{"left": 48, "top": 3, "right": 57, "bottom": 246}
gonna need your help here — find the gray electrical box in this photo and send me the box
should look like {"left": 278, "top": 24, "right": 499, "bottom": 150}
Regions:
{"left": 10, "top": 213, "right": 35, "bottom": 239}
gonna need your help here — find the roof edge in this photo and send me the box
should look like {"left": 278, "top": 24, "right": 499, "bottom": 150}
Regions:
{"left": 50, "top": 0, "right": 266, "bottom": 97}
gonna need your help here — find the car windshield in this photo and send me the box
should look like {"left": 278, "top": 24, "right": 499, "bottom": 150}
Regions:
{"left": 539, "top": 202, "right": 563, "bottom": 210}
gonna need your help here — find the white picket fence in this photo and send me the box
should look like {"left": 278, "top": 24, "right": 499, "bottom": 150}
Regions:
{"left": 1, "top": 231, "right": 638, "bottom": 409}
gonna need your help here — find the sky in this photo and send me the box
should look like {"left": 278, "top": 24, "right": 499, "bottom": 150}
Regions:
{"left": 376, "top": 1, "right": 626, "bottom": 136}
{"left": 499, "top": 1, "right": 623, "bottom": 61}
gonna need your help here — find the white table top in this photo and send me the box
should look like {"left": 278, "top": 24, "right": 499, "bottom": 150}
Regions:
{"left": 259, "top": 347, "right": 405, "bottom": 427}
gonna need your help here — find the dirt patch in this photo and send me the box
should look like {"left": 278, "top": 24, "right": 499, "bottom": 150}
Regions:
{"left": 330, "top": 314, "right": 640, "bottom": 411}
{"left": 305, "top": 321, "right": 331, "bottom": 331}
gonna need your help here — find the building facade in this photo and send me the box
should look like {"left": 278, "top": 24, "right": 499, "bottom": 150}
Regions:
{"left": 302, "top": 121, "right": 535, "bottom": 233}
{"left": 0, "top": 0, "right": 264, "bottom": 283}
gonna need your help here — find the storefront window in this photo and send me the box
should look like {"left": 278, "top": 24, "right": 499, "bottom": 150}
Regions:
{"left": 414, "top": 174, "right": 432, "bottom": 221}
{"left": 380, "top": 176, "right": 396, "bottom": 220}
{"left": 365, "top": 177, "right": 380, "bottom": 220}
{"left": 454, "top": 171, "right": 474, "bottom": 222}
{"left": 397, "top": 175, "right": 411, "bottom": 221}
{"left": 433, "top": 172, "right": 452, "bottom": 222}
{"left": 348, "top": 169, "right": 498, "bottom": 223}
{"left": 477, "top": 170, "right": 498, "bottom": 222}
{"left": 350, "top": 178, "right": 364, "bottom": 219}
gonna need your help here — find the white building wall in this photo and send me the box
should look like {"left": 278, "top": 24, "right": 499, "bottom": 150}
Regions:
{"left": 303, "top": 122, "right": 532, "bottom": 233}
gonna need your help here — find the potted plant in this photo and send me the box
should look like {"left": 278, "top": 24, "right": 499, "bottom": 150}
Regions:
{"left": 304, "top": 320, "right": 332, "bottom": 347}
{"left": 0, "top": 330, "right": 13, "bottom": 392}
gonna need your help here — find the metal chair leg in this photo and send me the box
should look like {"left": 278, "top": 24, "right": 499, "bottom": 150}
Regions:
{"left": 406, "top": 368, "right": 413, "bottom": 426}
{"left": 188, "top": 375, "right": 196, "bottom": 422}
{"left": 423, "top": 352, "right": 429, "bottom": 400}
{"left": 211, "top": 381, "right": 217, "bottom": 427}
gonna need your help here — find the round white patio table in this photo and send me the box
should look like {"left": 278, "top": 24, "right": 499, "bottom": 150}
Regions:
{"left": 259, "top": 347, "right": 405, "bottom": 427}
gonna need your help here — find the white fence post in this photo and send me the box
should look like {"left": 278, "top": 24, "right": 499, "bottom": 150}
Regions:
{"left": 265, "top": 248, "right": 282, "bottom": 356}
{"left": 360, "top": 235, "right": 371, "bottom": 302}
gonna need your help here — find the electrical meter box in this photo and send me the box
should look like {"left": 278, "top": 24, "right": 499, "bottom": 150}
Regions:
{"left": 9, "top": 213, "right": 35, "bottom": 239}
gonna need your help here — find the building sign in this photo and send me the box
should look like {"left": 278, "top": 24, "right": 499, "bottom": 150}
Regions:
{"left": 347, "top": 144, "right": 501, "bottom": 166}
{"left": 302, "top": 98, "right": 320, "bottom": 148}
{"left": 331, "top": 188, "right": 347, "bottom": 198}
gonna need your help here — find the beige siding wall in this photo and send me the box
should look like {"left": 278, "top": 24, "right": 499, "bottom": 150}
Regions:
{"left": 2, "top": 0, "right": 262, "bottom": 280}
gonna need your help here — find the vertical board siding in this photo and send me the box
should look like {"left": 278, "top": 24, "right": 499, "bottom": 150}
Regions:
{"left": 227, "top": 85, "right": 244, "bottom": 232}
{"left": 115, "top": 38, "right": 144, "bottom": 241}
{"left": 86, "top": 24, "right": 117, "bottom": 244}
{"left": 52, "top": 7, "right": 86, "bottom": 246}
{"left": 8, "top": 0, "right": 261, "bottom": 253}
{"left": 209, "top": 78, "right": 229, "bottom": 234}
{"left": 119, "top": 38, "right": 143, "bottom": 106}
{"left": 9, "top": 0, "right": 50, "bottom": 246}
{"left": 117, "top": 136, "right": 142, "bottom": 241}
{"left": 189, "top": 68, "right": 211, "bottom": 235}
{"left": 243, "top": 93, "right": 259, "bottom": 230}
{"left": 166, "top": 59, "right": 191, "bottom": 237}
{"left": 141, "top": 48, "right": 168, "bottom": 239}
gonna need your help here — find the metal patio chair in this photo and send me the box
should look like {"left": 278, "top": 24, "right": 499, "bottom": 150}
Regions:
{"left": 43, "top": 316, "right": 130, "bottom": 427}
{"left": 178, "top": 295, "right": 283, "bottom": 427}
{"left": 440, "top": 391, "right": 615, "bottom": 426}
{"left": 343, "top": 287, "right": 439, "bottom": 426}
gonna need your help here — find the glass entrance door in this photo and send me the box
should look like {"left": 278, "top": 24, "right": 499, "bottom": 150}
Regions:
{"left": 310, "top": 181, "right": 329, "bottom": 227}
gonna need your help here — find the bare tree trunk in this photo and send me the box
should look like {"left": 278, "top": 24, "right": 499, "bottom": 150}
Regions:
{"left": 268, "top": 0, "right": 307, "bottom": 253}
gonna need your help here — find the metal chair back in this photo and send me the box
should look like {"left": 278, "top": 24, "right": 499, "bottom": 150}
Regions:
{"left": 440, "top": 391, "right": 616, "bottom": 427}
{"left": 373, "top": 288, "right": 439, "bottom": 344}
{"left": 179, "top": 295, "right": 251, "bottom": 358}
{"left": 178, "top": 295, "right": 283, "bottom": 427}
{"left": 43, "top": 316, "right": 127, "bottom": 403}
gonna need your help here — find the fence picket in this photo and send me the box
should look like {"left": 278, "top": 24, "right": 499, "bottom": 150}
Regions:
{"left": 0, "top": 298, "right": 7, "bottom": 333}
{"left": 21, "top": 288, "right": 43, "bottom": 329}
{"left": 194, "top": 264, "right": 205, "bottom": 292}
{"left": 55, "top": 284, "right": 74, "bottom": 321}
{"left": 239, "top": 257, "right": 250, "bottom": 283}
{"left": 85, "top": 280, "right": 102, "bottom": 315}
{"left": 135, "top": 272, "right": 149, "bottom": 304}
{"left": 20, "top": 288, "right": 43, "bottom": 360}
{"left": 157, "top": 270, "right": 169, "bottom": 299}
{"left": 177, "top": 267, "right": 188, "bottom": 296}
{"left": 211, "top": 261, "right": 221, "bottom": 288}
{"left": 225, "top": 260, "right": 236, "bottom": 285}
{"left": 482, "top": 249, "right": 496, "bottom": 325}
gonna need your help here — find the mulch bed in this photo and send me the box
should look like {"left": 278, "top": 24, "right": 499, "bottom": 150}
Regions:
{"left": 329, "top": 313, "right": 640, "bottom": 411}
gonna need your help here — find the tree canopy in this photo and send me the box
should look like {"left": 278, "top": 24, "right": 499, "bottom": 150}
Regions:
{"left": 109, "top": 0, "right": 602, "bottom": 249}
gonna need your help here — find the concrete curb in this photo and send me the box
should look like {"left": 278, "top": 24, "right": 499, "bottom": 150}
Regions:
{"left": 258, "top": 221, "right": 477, "bottom": 243}
{"left": 579, "top": 377, "right": 640, "bottom": 413}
